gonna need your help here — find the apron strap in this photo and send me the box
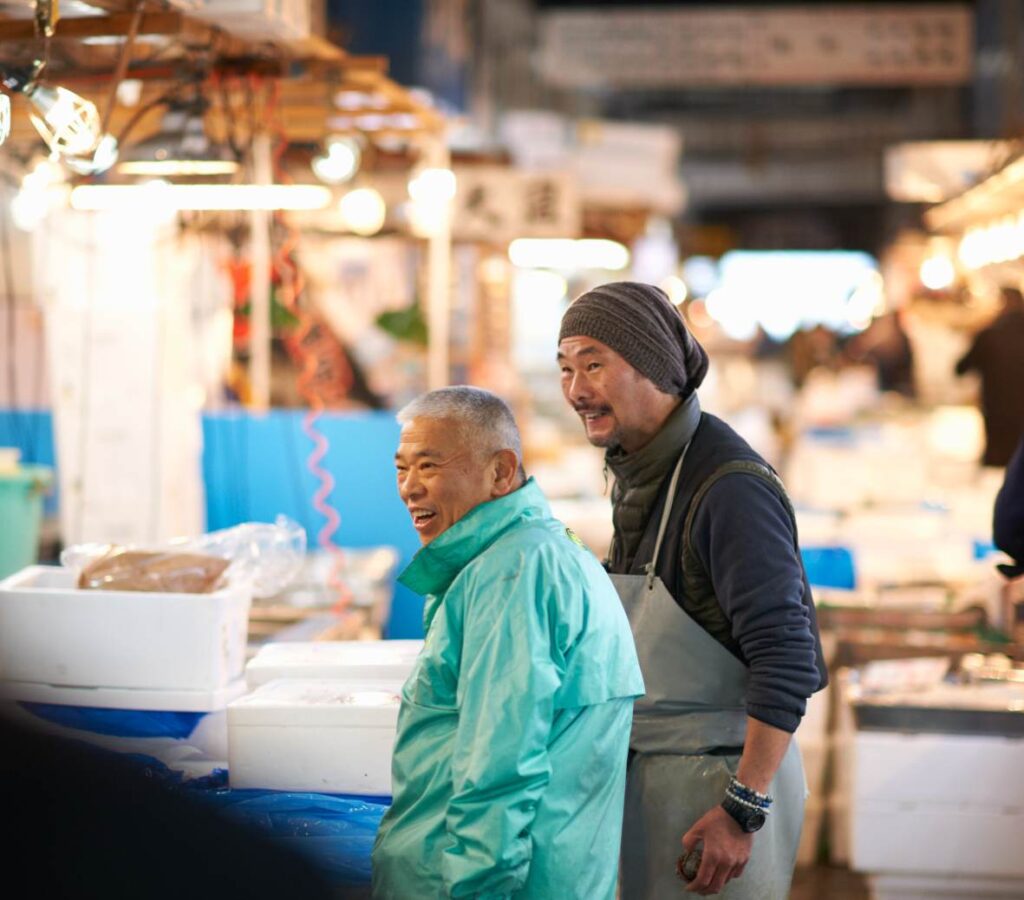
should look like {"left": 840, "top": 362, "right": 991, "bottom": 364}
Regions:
{"left": 645, "top": 442, "right": 691, "bottom": 591}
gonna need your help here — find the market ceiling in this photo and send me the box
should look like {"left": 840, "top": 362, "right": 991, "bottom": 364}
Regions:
{"left": 0, "top": 0, "right": 443, "bottom": 157}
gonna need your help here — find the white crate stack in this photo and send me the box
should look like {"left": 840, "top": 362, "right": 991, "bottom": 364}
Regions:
{"left": 228, "top": 640, "right": 424, "bottom": 796}
{"left": 0, "top": 565, "right": 251, "bottom": 764}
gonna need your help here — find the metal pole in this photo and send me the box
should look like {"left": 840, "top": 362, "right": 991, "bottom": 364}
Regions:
{"left": 249, "top": 132, "right": 272, "bottom": 409}
{"left": 424, "top": 133, "right": 452, "bottom": 390}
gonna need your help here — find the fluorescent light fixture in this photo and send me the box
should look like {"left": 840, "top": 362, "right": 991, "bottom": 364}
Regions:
{"left": 508, "top": 238, "right": 630, "bottom": 271}
{"left": 69, "top": 183, "right": 333, "bottom": 212}
{"left": 115, "top": 99, "right": 239, "bottom": 178}
{"left": 116, "top": 159, "right": 238, "bottom": 176}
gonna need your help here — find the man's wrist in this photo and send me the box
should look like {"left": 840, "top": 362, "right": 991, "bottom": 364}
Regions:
{"left": 720, "top": 777, "right": 772, "bottom": 833}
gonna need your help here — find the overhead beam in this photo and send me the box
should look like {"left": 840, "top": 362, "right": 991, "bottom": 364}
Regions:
{"left": 0, "top": 12, "right": 209, "bottom": 42}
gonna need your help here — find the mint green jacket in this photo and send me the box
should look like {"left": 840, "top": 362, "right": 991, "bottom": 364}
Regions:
{"left": 372, "top": 479, "right": 644, "bottom": 899}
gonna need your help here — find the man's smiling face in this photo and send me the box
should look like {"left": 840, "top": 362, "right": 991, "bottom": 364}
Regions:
{"left": 557, "top": 336, "right": 679, "bottom": 453}
{"left": 395, "top": 416, "right": 497, "bottom": 545}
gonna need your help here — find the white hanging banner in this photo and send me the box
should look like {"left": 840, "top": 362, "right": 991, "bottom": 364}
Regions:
{"left": 539, "top": 4, "right": 973, "bottom": 89}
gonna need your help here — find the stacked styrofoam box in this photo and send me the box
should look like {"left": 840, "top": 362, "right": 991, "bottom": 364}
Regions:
{"left": 228, "top": 678, "right": 402, "bottom": 794}
{"left": 228, "top": 640, "right": 424, "bottom": 795}
{"left": 0, "top": 565, "right": 251, "bottom": 767}
{"left": 245, "top": 639, "right": 423, "bottom": 691}
{"left": 850, "top": 724, "right": 1024, "bottom": 897}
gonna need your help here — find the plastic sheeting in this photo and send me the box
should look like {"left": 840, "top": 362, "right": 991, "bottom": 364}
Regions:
{"left": 20, "top": 702, "right": 205, "bottom": 739}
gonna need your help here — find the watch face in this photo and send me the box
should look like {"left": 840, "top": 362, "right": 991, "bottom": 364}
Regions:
{"left": 744, "top": 809, "right": 766, "bottom": 833}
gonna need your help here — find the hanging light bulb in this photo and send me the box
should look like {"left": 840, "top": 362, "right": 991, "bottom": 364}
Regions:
{"left": 0, "top": 93, "right": 10, "bottom": 147}
{"left": 339, "top": 187, "right": 386, "bottom": 236}
{"left": 26, "top": 83, "right": 101, "bottom": 158}
{"left": 2, "top": 69, "right": 101, "bottom": 158}
{"left": 312, "top": 136, "right": 361, "bottom": 184}
{"left": 64, "top": 132, "right": 119, "bottom": 176}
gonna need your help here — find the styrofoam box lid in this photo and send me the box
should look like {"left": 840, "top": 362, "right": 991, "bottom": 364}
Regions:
{"left": 0, "top": 677, "right": 248, "bottom": 712}
{"left": 229, "top": 677, "right": 402, "bottom": 728}
{"left": 245, "top": 640, "right": 423, "bottom": 687}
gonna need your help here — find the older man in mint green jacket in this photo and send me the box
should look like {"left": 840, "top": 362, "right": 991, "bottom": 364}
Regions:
{"left": 372, "top": 386, "right": 644, "bottom": 900}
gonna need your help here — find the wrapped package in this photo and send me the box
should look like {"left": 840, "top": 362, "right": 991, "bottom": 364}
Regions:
{"left": 62, "top": 516, "right": 306, "bottom": 598}
{"left": 78, "top": 550, "right": 230, "bottom": 594}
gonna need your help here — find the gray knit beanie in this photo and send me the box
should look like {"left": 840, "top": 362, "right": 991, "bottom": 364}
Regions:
{"left": 558, "top": 281, "right": 709, "bottom": 397}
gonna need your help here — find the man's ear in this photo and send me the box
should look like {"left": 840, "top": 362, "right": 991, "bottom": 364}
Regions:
{"left": 490, "top": 449, "right": 521, "bottom": 497}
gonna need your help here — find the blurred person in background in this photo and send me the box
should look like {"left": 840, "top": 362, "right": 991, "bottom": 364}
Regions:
{"left": 955, "top": 286, "right": 1024, "bottom": 466}
{"left": 372, "top": 386, "right": 644, "bottom": 900}
{"left": 558, "top": 283, "right": 827, "bottom": 899}
{"left": 995, "top": 436, "right": 1024, "bottom": 578}
{"left": 847, "top": 311, "right": 916, "bottom": 398}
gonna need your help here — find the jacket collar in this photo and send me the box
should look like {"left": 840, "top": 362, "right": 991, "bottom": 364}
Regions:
{"left": 399, "top": 477, "right": 549, "bottom": 599}
{"left": 605, "top": 392, "right": 701, "bottom": 490}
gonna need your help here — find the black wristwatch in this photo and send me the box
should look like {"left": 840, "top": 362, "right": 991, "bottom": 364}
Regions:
{"left": 721, "top": 794, "right": 767, "bottom": 833}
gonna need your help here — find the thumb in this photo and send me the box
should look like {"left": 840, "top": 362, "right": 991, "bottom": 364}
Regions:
{"left": 681, "top": 823, "right": 702, "bottom": 853}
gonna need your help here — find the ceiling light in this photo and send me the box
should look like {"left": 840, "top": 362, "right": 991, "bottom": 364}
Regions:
{"left": 69, "top": 183, "right": 333, "bottom": 212}
{"left": 339, "top": 187, "right": 386, "bottom": 236}
{"left": 508, "top": 238, "right": 630, "bottom": 271}
{"left": 312, "top": 137, "right": 361, "bottom": 184}
{"left": 919, "top": 255, "right": 955, "bottom": 291}
{"left": 29, "top": 84, "right": 101, "bottom": 157}
{"left": 116, "top": 97, "right": 238, "bottom": 178}
{"left": 408, "top": 167, "right": 456, "bottom": 205}
{"left": 64, "top": 133, "right": 119, "bottom": 176}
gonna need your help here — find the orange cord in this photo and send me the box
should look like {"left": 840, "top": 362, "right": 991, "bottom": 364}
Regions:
{"left": 263, "top": 77, "right": 355, "bottom": 620}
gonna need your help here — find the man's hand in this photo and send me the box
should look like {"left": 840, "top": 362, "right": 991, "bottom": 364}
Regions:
{"left": 681, "top": 806, "right": 752, "bottom": 895}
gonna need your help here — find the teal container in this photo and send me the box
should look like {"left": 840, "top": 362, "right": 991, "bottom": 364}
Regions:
{"left": 0, "top": 465, "right": 53, "bottom": 579}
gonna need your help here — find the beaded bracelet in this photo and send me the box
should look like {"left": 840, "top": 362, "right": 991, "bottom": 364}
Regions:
{"left": 728, "top": 777, "right": 773, "bottom": 807}
{"left": 725, "top": 788, "right": 772, "bottom": 813}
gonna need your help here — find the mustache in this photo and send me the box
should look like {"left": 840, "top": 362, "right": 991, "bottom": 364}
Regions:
{"left": 573, "top": 403, "right": 612, "bottom": 416}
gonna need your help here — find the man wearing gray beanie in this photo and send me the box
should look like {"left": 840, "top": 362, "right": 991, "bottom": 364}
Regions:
{"left": 558, "top": 282, "right": 827, "bottom": 899}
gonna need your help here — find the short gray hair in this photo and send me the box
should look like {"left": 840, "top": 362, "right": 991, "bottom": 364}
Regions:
{"left": 397, "top": 386, "right": 525, "bottom": 475}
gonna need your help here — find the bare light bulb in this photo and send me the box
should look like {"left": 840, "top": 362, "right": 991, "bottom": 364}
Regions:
{"left": 312, "top": 137, "right": 361, "bottom": 184}
{"left": 64, "top": 133, "right": 119, "bottom": 176}
{"left": 26, "top": 84, "right": 101, "bottom": 158}
{"left": 339, "top": 187, "right": 386, "bottom": 236}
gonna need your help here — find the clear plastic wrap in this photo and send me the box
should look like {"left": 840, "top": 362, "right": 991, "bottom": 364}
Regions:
{"left": 61, "top": 516, "right": 307, "bottom": 598}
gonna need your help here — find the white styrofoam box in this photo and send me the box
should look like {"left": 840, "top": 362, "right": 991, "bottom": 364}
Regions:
{"left": 851, "top": 731, "right": 1024, "bottom": 878}
{"left": 869, "top": 872, "right": 1024, "bottom": 899}
{"left": 228, "top": 678, "right": 402, "bottom": 794}
{"left": 1, "top": 678, "right": 246, "bottom": 760}
{"left": 853, "top": 730, "right": 1024, "bottom": 808}
{"left": 0, "top": 566, "right": 251, "bottom": 692}
{"left": 245, "top": 639, "right": 423, "bottom": 690}
{"left": 853, "top": 803, "right": 1024, "bottom": 879}
{"left": 796, "top": 795, "right": 824, "bottom": 868}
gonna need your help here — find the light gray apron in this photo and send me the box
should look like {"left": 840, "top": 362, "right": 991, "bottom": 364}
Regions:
{"left": 613, "top": 448, "right": 805, "bottom": 900}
